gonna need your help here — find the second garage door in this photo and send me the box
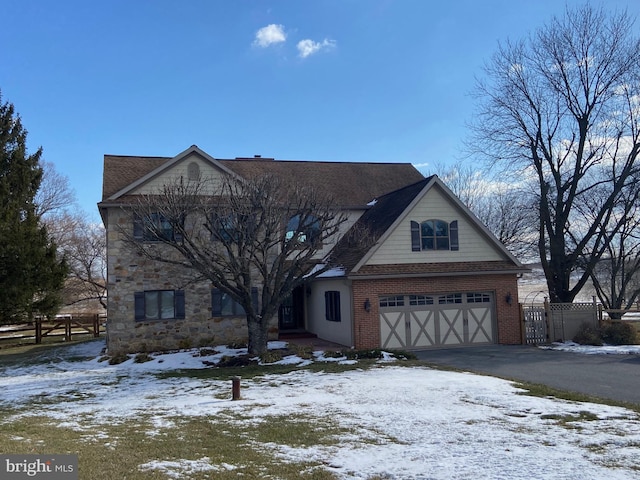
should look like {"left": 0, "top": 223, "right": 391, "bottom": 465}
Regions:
{"left": 379, "top": 292, "right": 496, "bottom": 349}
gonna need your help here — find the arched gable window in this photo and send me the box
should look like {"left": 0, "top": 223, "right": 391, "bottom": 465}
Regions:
{"left": 187, "top": 161, "right": 200, "bottom": 181}
{"left": 411, "top": 219, "right": 458, "bottom": 251}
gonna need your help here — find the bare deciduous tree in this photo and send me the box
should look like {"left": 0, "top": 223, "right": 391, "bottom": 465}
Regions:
{"left": 585, "top": 187, "right": 640, "bottom": 318}
{"left": 471, "top": 5, "right": 640, "bottom": 302}
{"left": 58, "top": 213, "right": 107, "bottom": 310}
{"left": 36, "top": 161, "right": 75, "bottom": 218}
{"left": 123, "top": 173, "right": 350, "bottom": 355}
{"left": 36, "top": 162, "right": 107, "bottom": 311}
{"left": 433, "top": 161, "right": 537, "bottom": 260}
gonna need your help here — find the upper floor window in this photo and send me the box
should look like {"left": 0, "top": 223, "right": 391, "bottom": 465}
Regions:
{"left": 211, "top": 213, "right": 255, "bottom": 243}
{"left": 411, "top": 220, "right": 458, "bottom": 251}
{"left": 134, "top": 213, "right": 181, "bottom": 242}
{"left": 285, "top": 214, "right": 320, "bottom": 245}
{"left": 134, "top": 290, "right": 185, "bottom": 321}
{"left": 212, "top": 213, "right": 237, "bottom": 243}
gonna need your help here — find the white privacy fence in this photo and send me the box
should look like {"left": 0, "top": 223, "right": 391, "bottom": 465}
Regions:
{"left": 521, "top": 300, "right": 600, "bottom": 344}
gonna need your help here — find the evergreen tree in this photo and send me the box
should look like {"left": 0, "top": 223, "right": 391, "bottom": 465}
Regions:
{"left": 0, "top": 91, "right": 67, "bottom": 323}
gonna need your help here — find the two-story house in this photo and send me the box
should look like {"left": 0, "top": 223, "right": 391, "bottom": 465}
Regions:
{"left": 99, "top": 145, "right": 527, "bottom": 354}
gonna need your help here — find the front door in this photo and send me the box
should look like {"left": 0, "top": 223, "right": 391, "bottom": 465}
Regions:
{"left": 278, "top": 286, "right": 305, "bottom": 330}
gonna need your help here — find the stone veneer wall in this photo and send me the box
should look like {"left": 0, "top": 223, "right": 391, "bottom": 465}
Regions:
{"left": 351, "top": 273, "right": 522, "bottom": 349}
{"left": 105, "top": 208, "right": 278, "bottom": 355}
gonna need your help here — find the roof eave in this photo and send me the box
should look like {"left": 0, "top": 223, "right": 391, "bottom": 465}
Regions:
{"left": 347, "top": 268, "right": 531, "bottom": 281}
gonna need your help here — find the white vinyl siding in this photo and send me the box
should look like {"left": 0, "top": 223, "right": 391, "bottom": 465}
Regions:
{"left": 366, "top": 186, "right": 505, "bottom": 265}
{"left": 306, "top": 279, "right": 352, "bottom": 346}
{"left": 312, "top": 209, "right": 365, "bottom": 259}
{"left": 132, "top": 154, "right": 226, "bottom": 195}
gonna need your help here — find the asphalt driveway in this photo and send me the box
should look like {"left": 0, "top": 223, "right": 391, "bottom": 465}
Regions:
{"left": 415, "top": 345, "right": 640, "bottom": 405}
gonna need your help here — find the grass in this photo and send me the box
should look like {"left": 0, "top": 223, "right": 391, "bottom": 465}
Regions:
{"left": 0, "top": 334, "right": 101, "bottom": 353}
{"left": 2, "top": 339, "right": 640, "bottom": 478}
{"left": 158, "top": 358, "right": 395, "bottom": 382}
{"left": 0, "top": 341, "right": 417, "bottom": 479}
{"left": 0, "top": 408, "right": 346, "bottom": 479}
{"left": 516, "top": 381, "right": 640, "bottom": 415}
{"left": 0, "top": 338, "right": 103, "bottom": 368}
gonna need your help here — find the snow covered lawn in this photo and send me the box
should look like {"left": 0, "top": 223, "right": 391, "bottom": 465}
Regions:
{"left": 1, "top": 340, "right": 640, "bottom": 479}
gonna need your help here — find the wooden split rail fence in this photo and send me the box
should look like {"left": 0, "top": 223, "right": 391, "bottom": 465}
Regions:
{"left": 0, "top": 314, "right": 106, "bottom": 345}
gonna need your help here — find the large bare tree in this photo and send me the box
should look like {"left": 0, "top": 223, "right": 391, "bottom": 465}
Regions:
{"left": 123, "top": 173, "right": 350, "bottom": 355}
{"left": 433, "top": 161, "right": 537, "bottom": 260}
{"left": 471, "top": 5, "right": 640, "bottom": 302}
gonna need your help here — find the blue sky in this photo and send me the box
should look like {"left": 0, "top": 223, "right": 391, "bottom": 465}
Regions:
{"left": 1, "top": 0, "right": 638, "bottom": 220}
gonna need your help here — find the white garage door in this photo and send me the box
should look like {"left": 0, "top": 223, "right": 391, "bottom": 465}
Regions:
{"left": 379, "top": 292, "right": 495, "bottom": 349}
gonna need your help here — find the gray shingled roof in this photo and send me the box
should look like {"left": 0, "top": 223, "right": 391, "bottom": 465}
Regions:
{"left": 329, "top": 177, "right": 433, "bottom": 272}
{"left": 329, "top": 176, "right": 527, "bottom": 274}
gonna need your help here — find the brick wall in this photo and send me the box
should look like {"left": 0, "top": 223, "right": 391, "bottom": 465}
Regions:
{"left": 352, "top": 274, "right": 521, "bottom": 349}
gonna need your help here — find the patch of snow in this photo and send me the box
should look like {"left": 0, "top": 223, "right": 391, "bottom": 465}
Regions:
{"left": 378, "top": 351, "right": 397, "bottom": 363}
{"left": 366, "top": 198, "right": 377, "bottom": 206}
{"left": 317, "top": 266, "right": 345, "bottom": 278}
{"left": 541, "top": 342, "right": 640, "bottom": 355}
{"left": 267, "top": 341, "right": 288, "bottom": 350}
{"left": 261, "top": 354, "right": 306, "bottom": 366}
{"left": 304, "top": 263, "right": 346, "bottom": 278}
{"left": 1, "top": 339, "right": 640, "bottom": 479}
{"left": 313, "top": 351, "right": 348, "bottom": 362}
{"left": 139, "top": 457, "right": 232, "bottom": 478}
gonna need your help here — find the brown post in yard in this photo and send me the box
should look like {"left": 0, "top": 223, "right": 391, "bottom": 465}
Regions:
{"left": 35, "top": 318, "right": 42, "bottom": 344}
{"left": 93, "top": 314, "right": 99, "bottom": 337}
{"left": 65, "top": 317, "right": 72, "bottom": 342}
{"left": 232, "top": 376, "right": 241, "bottom": 400}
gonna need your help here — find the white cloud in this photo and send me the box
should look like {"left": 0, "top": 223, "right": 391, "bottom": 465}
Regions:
{"left": 253, "top": 24, "right": 286, "bottom": 48}
{"left": 412, "top": 162, "right": 430, "bottom": 169}
{"left": 297, "top": 38, "right": 336, "bottom": 58}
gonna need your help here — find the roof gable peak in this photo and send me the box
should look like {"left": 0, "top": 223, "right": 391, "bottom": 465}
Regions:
{"left": 106, "top": 145, "right": 239, "bottom": 201}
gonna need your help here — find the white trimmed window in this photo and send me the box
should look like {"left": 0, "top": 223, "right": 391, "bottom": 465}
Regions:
{"left": 411, "top": 219, "right": 459, "bottom": 251}
{"left": 134, "top": 290, "right": 185, "bottom": 321}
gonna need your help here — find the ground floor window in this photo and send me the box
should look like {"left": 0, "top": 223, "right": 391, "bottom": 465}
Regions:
{"left": 325, "top": 290, "right": 341, "bottom": 322}
{"left": 134, "top": 290, "right": 185, "bottom": 321}
{"left": 211, "top": 287, "right": 259, "bottom": 316}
